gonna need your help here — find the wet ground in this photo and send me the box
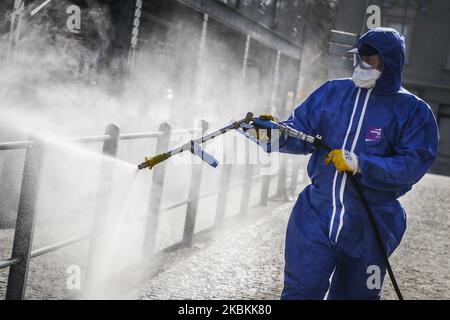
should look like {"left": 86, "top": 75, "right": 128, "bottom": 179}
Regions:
{"left": 136, "top": 201, "right": 290, "bottom": 300}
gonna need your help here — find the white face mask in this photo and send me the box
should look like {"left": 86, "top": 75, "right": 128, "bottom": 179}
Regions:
{"left": 351, "top": 61, "right": 382, "bottom": 89}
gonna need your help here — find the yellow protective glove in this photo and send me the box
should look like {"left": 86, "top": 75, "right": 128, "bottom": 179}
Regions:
{"left": 259, "top": 114, "right": 278, "bottom": 122}
{"left": 325, "top": 149, "right": 361, "bottom": 175}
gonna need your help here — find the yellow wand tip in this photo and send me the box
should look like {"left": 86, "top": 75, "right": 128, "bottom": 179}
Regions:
{"left": 138, "top": 153, "right": 170, "bottom": 170}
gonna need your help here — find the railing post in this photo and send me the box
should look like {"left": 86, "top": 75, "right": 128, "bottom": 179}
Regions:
{"left": 6, "top": 137, "right": 44, "bottom": 300}
{"left": 182, "top": 120, "right": 208, "bottom": 247}
{"left": 276, "top": 156, "right": 289, "bottom": 201}
{"left": 84, "top": 124, "right": 120, "bottom": 295}
{"left": 260, "top": 174, "right": 271, "bottom": 207}
{"left": 239, "top": 140, "right": 254, "bottom": 217}
{"left": 289, "top": 158, "right": 302, "bottom": 198}
{"left": 142, "top": 122, "right": 171, "bottom": 258}
{"left": 215, "top": 164, "right": 232, "bottom": 228}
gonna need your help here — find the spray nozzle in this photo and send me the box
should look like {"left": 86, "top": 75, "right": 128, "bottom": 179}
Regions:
{"left": 138, "top": 153, "right": 170, "bottom": 170}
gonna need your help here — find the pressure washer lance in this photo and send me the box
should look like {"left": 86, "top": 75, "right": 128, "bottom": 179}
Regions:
{"left": 138, "top": 112, "right": 255, "bottom": 170}
{"left": 251, "top": 117, "right": 404, "bottom": 300}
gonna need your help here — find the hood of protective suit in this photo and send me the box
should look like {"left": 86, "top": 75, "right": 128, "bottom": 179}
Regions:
{"left": 356, "top": 27, "right": 406, "bottom": 96}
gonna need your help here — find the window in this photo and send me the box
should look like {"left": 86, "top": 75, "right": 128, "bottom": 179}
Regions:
{"left": 385, "top": 20, "right": 412, "bottom": 64}
{"left": 382, "top": 1, "right": 418, "bottom": 65}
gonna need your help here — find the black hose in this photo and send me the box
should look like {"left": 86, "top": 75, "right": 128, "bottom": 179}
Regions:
{"left": 349, "top": 175, "right": 404, "bottom": 300}
{"left": 317, "top": 138, "right": 404, "bottom": 300}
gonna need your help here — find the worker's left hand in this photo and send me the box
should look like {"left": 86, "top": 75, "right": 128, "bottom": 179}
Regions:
{"left": 325, "top": 149, "right": 361, "bottom": 175}
{"left": 246, "top": 114, "right": 280, "bottom": 143}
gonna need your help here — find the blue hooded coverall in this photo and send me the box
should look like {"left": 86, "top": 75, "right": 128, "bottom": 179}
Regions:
{"left": 279, "top": 28, "right": 439, "bottom": 299}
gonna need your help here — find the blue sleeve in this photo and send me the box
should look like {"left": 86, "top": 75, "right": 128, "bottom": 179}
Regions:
{"left": 278, "top": 81, "right": 330, "bottom": 155}
{"left": 358, "top": 102, "right": 439, "bottom": 191}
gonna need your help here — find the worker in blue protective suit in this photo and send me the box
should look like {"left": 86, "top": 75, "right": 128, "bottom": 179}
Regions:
{"left": 271, "top": 27, "right": 439, "bottom": 299}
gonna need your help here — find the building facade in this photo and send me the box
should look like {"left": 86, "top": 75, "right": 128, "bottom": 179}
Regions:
{"left": 332, "top": 0, "right": 450, "bottom": 176}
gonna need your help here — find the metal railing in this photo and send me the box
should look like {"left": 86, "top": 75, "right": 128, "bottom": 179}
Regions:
{"left": 0, "top": 121, "right": 305, "bottom": 300}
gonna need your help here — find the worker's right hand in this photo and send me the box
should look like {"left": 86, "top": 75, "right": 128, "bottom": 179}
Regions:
{"left": 325, "top": 149, "right": 361, "bottom": 175}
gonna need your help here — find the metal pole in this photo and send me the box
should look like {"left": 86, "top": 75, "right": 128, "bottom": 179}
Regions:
{"left": 127, "top": 0, "right": 142, "bottom": 74}
{"left": 182, "top": 120, "right": 208, "bottom": 247}
{"left": 8, "top": 0, "right": 25, "bottom": 61}
{"left": 84, "top": 124, "right": 120, "bottom": 294}
{"left": 214, "top": 164, "right": 232, "bottom": 228}
{"left": 289, "top": 158, "right": 302, "bottom": 197}
{"left": 290, "top": 58, "right": 303, "bottom": 116}
{"left": 142, "top": 123, "right": 171, "bottom": 257}
{"left": 260, "top": 174, "right": 271, "bottom": 207}
{"left": 239, "top": 149, "right": 254, "bottom": 217}
{"left": 241, "top": 34, "right": 251, "bottom": 80}
{"left": 6, "top": 137, "right": 44, "bottom": 300}
{"left": 276, "top": 156, "right": 289, "bottom": 200}
{"left": 194, "top": 13, "right": 209, "bottom": 111}
{"left": 239, "top": 34, "right": 253, "bottom": 217}
{"left": 269, "top": 50, "right": 281, "bottom": 115}
{"left": 198, "top": 14, "right": 209, "bottom": 67}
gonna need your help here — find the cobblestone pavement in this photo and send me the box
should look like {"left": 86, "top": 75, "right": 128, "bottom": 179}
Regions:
{"left": 137, "top": 174, "right": 450, "bottom": 300}
{"left": 136, "top": 201, "right": 290, "bottom": 300}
